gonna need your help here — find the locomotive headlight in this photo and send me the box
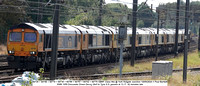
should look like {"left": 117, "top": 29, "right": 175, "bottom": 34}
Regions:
{"left": 8, "top": 51, "right": 14, "bottom": 54}
{"left": 30, "top": 51, "right": 36, "bottom": 55}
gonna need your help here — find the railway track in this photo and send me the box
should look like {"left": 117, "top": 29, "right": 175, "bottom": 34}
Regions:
{"left": 0, "top": 40, "right": 198, "bottom": 83}
{"left": 0, "top": 69, "right": 24, "bottom": 83}
{"left": 1, "top": 67, "right": 200, "bottom": 83}
{"left": 0, "top": 55, "right": 8, "bottom": 62}
{"left": 0, "top": 59, "right": 7, "bottom": 62}
{"left": 0, "top": 55, "right": 8, "bottom": 57}
{"left": 0, "top": 66, "right": 11, "bottom": 70}
{"left": 0, "top": 75, "right": 21, "bottom": 83}
{"left": 66, "top": 67, "right": 200, "bottom": 80}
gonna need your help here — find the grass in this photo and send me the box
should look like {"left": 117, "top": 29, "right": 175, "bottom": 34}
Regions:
{"left": 167, "top": 72, "right": 200, "bottom": 86}
{"left": 169, "top": 51, "right": 200, "bottom": 69}
{"left": 106, "top": 62, "right": 152, "bottom": 73}
{"left": 106, "top": 50, "right": 200, "bottom": 74}
{"left": 105, "top": 71, "right": 200, "bottom": 86}
{"left": 0, "top": 44, "right": 7, "bottom": 55}
{"left": 105, "top": 50, "right": 200, "bottom": 85}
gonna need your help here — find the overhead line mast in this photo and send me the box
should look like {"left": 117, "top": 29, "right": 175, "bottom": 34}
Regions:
{"left": 50, "top": 0, "right": 60, "bottom": 80}
{"left": 175, "top": 0, "right": 180, "bottom": 56}
{"left": 183, "top": 0, "right": 190, "bottom": 83}
{"left": 131, "top": 0, "right": 138, "bottom": 66}
{"left": 99, "top": 0, "right": 103, "bottom": 26}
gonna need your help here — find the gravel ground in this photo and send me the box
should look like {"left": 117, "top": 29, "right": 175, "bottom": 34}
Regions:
{"left": 62, "top": 63, "right": 118, "bottom": 76}
{"left": 0, "top": 45, "right": 7, "bottom": 55}
{"left": 0, "top": 62, "right": 8, "bottom": 67}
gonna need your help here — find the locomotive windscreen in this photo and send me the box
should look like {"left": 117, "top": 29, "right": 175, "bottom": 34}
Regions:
{"left": 105, "top": 35, "right": 110, "bottom": 46}
{"left": 24, "top": 32, "right": 37, "bottom": 42}
{"left": 9, "top": 32, "right": 22, "bottom": 42}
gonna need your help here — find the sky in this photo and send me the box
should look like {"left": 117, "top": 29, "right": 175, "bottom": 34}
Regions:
{"left": 105, "top": 0, "right": 200, "bottom": 9}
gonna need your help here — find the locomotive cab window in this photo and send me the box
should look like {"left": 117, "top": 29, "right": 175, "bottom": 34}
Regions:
{"left": 138, "top": 36, "right": 142, "bottom": 44}
{"left": 9, "top": 32, "right": 22, "bottom": 42}
{"left": 162, "top": 35, "right": 164, "bottom": 43}
{"left": 167, "top": 35, "right": 169, "bottom": 42}
{"left": 83, "top": 35, "right": 85, "bottom": 41}
{"left": 105, "top": 35, "right": 110, "bottom": 46}
{"left": 129, "top": 36, "right": 132, "bottom": 44}
{"left": 24, "top": 32, "right": 37, "bottom": 42}
{"left": 89, "top": 34, "right": 93, "bottom": 46}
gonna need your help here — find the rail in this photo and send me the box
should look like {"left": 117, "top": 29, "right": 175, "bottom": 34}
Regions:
{"left": 66, "top": 67, "right": 200, "bottom": 79}
{"left": 0, "top": 55, "right": 8, "bottom": 57}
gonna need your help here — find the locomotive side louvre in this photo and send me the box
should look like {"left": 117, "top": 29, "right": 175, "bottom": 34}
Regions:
{"left": 141, "top": 28, "right": 155, "bottom": 47}
{"left": 85, "top": 26, "right": 111, "bottom": 49}
{"left": 158, "top": 29, "right": 165, "bottom": 45}
{"left": 98, "top": 26, "right": 114, "bottom": 48}
{"left": 178, "top": 30, "right": 185, "bottom": 43}
{"left": 72, "top": 25, "right": 89, "bottom": 50}
{"left": 137, "top": 28, "right": 152, "bottom": 47}
{"left": 148, "top": 28, "right": 157, "bottom": 45}
{"left": 123, "top": 28, "right": 132, "bottom": 47}
{"left": 164, "top": 32, "right": 167, "bottom": 45}
{"left": 100, "top": 26, "right": 117, "bottom": 51}
{"left": 164, "top": 29, "right": 175, "bottom": 45}
{"left": 151, "top": 32, "right": 155, "bottom": 46}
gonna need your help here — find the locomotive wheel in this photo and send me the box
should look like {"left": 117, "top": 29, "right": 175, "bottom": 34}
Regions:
{"left": 83, "top": 56, "right": 88, "bottom": 66}
{"left": 104, "top": 53, "right": 109, "bottom": 63}
{"left": 44, "top": 63, "right": 50, "bottom": 71}
{"left": 99, "top": 54, "right": 103, "bottom": 64}
{"left": 102, "top": 53, "right": 106, "bottom": 64}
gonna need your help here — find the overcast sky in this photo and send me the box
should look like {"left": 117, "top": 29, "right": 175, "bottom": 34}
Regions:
{"left": 105, "top": 0, "right": 200, "bottom": 9}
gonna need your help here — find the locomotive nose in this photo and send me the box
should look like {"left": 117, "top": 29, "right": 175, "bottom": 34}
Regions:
{"left": 7, "top": 43, "right": 37, "bottom": 56}
{"left": 7, "top": 30, "right": 38, "bottom": 56}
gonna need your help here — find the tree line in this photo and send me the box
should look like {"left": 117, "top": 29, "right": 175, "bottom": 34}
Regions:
{"left": 0, "top": 0, "right": 200, "bottom": 43}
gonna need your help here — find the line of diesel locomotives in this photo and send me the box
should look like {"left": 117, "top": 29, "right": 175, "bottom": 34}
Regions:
{"left": 7, "top": 23, "right": 187, "bottom": 70}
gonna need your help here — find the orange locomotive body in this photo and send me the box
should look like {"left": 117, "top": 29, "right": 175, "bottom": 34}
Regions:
{"left": 7, "top": 24, "right": 39, "bottom": 69}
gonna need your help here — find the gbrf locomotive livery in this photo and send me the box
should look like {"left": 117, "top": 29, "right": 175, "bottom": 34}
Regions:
{"left": 7, "top": 23, "right": 187, "bottom": 70}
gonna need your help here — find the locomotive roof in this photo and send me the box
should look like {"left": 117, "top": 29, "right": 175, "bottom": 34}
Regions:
{"left": 137, "top": 28, "right": 152, "bottom": 34}
{"left": 99, "top": 26, "right": 118, "bottom": 34}
{"left": 39, "top": 23, "right": 81, "bottom": 34}
{"left": 11, "top": 23, "right": 81, "bottom": 34}
{"left": 10, "top": 23, "right": 37, "bottom": 31}
{"left": 72, "top": 25, "right": 96, "bottom": 34}
{"left": 178, "top": 29, "right": 185, "bottom": 34}
{"left": 163, "top": 29, "right": 175, "bottom": 34}
{"left": 89, "top": 26, "right": 111, "bottom": 34}
{"left": 10, "top": 23, "right": 186, "bottom": 35}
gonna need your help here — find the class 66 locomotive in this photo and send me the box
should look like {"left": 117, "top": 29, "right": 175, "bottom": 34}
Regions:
{"left": 6, "top": 23, "right": 188, "bottom": 70}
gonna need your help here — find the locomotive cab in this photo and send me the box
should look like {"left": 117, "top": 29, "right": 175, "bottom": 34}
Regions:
{"left": 7, "top": 24, "right": 39, "bottom": 70}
